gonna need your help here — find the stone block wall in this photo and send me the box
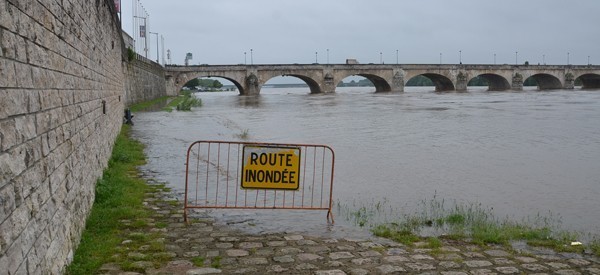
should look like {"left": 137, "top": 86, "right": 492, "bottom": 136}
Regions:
{"left": 0, "top": 0, "right": 125, "bottom": 273}
{"left": 124, "top": 54, "right": 170, "bottom": 106}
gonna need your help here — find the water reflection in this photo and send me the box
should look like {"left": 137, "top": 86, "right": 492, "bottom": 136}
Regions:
{"left": 237, "top": 95, "right": 263, "bottom": 108}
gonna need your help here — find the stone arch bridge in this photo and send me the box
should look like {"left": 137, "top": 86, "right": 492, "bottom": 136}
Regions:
{"left": 164, "top": 64, "right": 600, "bottom": 95}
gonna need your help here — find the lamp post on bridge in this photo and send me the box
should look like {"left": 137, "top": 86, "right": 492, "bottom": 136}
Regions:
{"left": 515, "top": 51, "right": 518, "bottom": 65}
{"left": 567, "top": 52, "right": 570, "bottom": 65}
{"left": 315, "top": 51, "right": 318, "bottom": 63}
{"left": 459, "top": 50, "right": 462, "bottom": 64}
{"left": 494, "top": 53, "right": 496, "bottom": 65}
{"left": 380, "top": 52, "right": 383, "bottom": 64}
{"left": 250, "top": 49, "right": 253, "bottom": 65}
{"left": 396, "top": 49, "right": 398, "bottom": 64}
{"left": 589, "top": 55, "right": 591, "bottom": 66}
{"left": 244, "top": 52, "right": 247, "bottom": 65}
{"left": 327, "top": 49, "right": 329, "bottom": 64}
{"left": 543, "top": 54, "right": 545, "bottom": 65}
{"left": 439, "top": 53, "right": 442, "bottom": 65}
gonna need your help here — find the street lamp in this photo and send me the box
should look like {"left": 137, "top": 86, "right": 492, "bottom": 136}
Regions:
{"left": 515, "top": 51, "right": 518, "bottom": 65}
{"left": 244, "top": 52, "right": 247, "bottom": 65}
{"left": 315, "top": 51, "right": 318, "bottom": 63}
{"left": 396, "top": 49, "right": 398, "bottom": 64}
{"left": 149, "top": 31, "right": 159, "bottom": 63}
{"left": 494, "top": 53, "right": 496, "bottom": 65}
{"left": 588, "top": 55, "right": 591, "bottom": 65}
{"left": 439, "top": 53, "right": 442, "bottom": 65}
{"left": 380, "top": 52, "right": 382, "bottom": 64}
{"left": 250, "top": 49, "right": 253, "bottom": 65}
{"left": 327, "top": 49, "right": 329, "bottom": 64}
{"left": 543, "top": 54, "right": 545, "bottom": 65}
{"left": 567, "top": 52, "right": 570, "bottom": 65}
{"left": 459, "top": 50, "right": 462, "bottom": 64}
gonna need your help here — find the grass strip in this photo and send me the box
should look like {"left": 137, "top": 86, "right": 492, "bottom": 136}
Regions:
{"left": 129, "top": 96, "right": 172, "bottom": 112}
{"left": 66, "top": 125, "right": 154, "bottom": 274}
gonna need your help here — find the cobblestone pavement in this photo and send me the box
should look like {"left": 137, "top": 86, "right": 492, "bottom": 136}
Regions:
{"left": 99, "top": 184, "right": 600, "bottom": 275}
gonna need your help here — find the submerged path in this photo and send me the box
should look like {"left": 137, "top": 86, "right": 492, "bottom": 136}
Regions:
{"left": 98, "top": 181, "right": 600, "bottom": 275}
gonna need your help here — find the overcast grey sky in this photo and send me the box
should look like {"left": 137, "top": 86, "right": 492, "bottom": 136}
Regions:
{"left": 121, "top": 0, "right": 599, "bottom": 66}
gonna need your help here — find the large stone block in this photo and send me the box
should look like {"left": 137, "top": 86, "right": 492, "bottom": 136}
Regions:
{"left": 0, "top": 183, "right": 16, "bottom": 224}
{"left": 0, "top": 145, "right": 28, "bottom": 187}
{"left": 14, "top": 62, "right": 34, "bottom": 88}
{"left": 0, "top": 58, "right": 18, "bottom": 88}
{"left": 0, "top": 1, "right": 18, "bottom": 33}
{"left": 0, "top": 118, "right": 17, "bottom": 151}
{"left": 12, "top": 158, "right": 44, "bottom": 205}
{"left": 0, "top": 89, "right": 27, "bottom": 120}
{"left": 14, "top": 114, "right": 37, "bottom": 143}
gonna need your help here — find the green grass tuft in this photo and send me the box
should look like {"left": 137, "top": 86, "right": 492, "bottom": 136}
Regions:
{"left": 211, "top": 256, "right": 222, "bottom": 268}
{"left": 590, "top": 240, "right": 600, "bottom": 257}
{"left": 192, "top": 256, "right": 205, "bottom": 267}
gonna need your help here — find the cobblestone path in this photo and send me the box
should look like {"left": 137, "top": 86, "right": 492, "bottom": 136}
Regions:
{"left": 99, "top": 184, "right": 600, "bottom": 275}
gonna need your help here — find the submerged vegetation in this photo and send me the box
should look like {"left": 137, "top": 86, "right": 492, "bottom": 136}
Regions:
{"left": 237, "top": 128, "right": 250, "bottom": 140}
{"left": 338, "top": 195, "right": 600, "bottom": 256}
{"left": 172, "top": 91, "right": 202, "bottom": 111}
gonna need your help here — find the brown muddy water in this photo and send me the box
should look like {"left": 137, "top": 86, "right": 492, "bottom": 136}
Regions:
{"left": 131, "top": 87, "right": 600, "bottom": 238}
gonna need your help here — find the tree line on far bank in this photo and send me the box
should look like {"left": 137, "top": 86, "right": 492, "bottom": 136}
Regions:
{"left": 184, "top": 78, "right": 223, "bottom": 90}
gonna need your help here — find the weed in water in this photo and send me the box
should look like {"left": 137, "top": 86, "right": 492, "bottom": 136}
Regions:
{"left": 372, "top": 224, "right": 420, "bottom": 245}
{"left": 446, "top": 213, "right": 466, "bottom": 225}
{"left": 346, "top": 194, "right": 599, "bottom": 254}
{"left": 237, "top": 129, "right": 250, "bottom": 140}
{"left": 176, "top": 91, "right": 202, "bottom": 111}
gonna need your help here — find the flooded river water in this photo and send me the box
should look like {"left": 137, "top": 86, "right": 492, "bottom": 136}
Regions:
{"left": 131, "top": 87, "right": 600, "bottom": 238}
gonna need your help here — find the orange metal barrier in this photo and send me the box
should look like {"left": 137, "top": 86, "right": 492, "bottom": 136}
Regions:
{"left": 184, "top": 141, "right": 335, "bottom": 223}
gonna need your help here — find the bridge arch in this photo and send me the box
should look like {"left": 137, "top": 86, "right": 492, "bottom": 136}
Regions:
{"left": 523, "top": 73, "right": 563, "bottom": 90}
{"left": 335, "top": 73, "right": 392, "bottom": 93}
{"left": 177, "top": 73, "right": 245, "bottom": 94}
{"left": 261, "top": 74, "right": 322, "bottom": 94}
{"left": 468, "top": 74, "right": 511, "bottom": 91}
{"left": 406, "top": 73, "right": 455, "bottom": 92}
{"left": 575, "top": 73, "right": 600, "bottom": 89}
